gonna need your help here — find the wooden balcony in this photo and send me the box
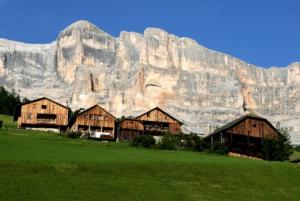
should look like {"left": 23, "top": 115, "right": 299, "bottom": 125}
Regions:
{"left": 37, "top": 119, "right": 57, "bottom": 124}
{"left": 144, "top": 125, "right": 170, "bottom": 132}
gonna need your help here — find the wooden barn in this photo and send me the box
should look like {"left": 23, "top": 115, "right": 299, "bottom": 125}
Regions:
{"left": 205, "top": 114, "right": 282, "bottom": 157}
{"left": 135, "top": 107, "right": 182, "bottom": 135}
{"left": 70, "top": 105, "right": 116, "bottom": 139}
{"left": 119, "top": 119, "right": 144, "bottom": 141}
{"left": 14, "top": 97, "right": 70, "bottom": 132}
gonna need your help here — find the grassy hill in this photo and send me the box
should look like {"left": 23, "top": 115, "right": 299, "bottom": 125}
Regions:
{"left": 0, "top": 114, "right": 300, "bottom": 201}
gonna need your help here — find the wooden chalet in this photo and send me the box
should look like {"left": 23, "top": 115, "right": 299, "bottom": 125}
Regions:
{"left": 135, "top": 107, "right": 182, "bottom": 135}
{"left": 205, "top": 114, "right": 282, "bottom": 157}
{"left": 119, "top": 119, "right": 144, "bottom": 141}
{"left": 70, "top": 105, "right": 116, "bottom": 139}
{"left": 14, "top": 97, "right": 70, "bottom": 132}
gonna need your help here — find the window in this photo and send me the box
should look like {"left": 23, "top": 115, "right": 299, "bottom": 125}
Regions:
{"left": 162, "top": 123, "right": 169, "bottom": 129}
{"left": 27, "top": 113, "right": 32, "bottom": 119}
{"left": 95, "top": 115, "right": 102, "bottom": 120}
{"left": 41, "top": 105, "right": 47, "bottom": 109}
{"left": 95, "top": 115, "right": 103, "bottom": 120}
{"left": 37, "top": 114, "right": 56, "bottom": 120}
{"left": 253, "top": 124, "right": 256, "bottom": 128}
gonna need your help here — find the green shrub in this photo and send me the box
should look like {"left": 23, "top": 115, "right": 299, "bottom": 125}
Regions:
{"left": 0, "top": 86, "right": 22, "bottom": 115}
{"left": 179, "top": 134, "right": 197, "bottom": 150}
{"left": 130, "top": 135, "right": 155, "bottom": 148}
{"left": 66, "top": 130, "right": 82, "bottom": 139}
{"left": 261, "top": 129, "right": 293, "bottom": 161}
{"left": 207, "top": 142, "right": 229, "bottom": 155}
{"left": 157, "top": 134, "right": 179, "bottom": 151}
{"left": 196, "top": 139, "right": 211, "bottom": 152}
{"left": 261, "top": 140, "right": 280, "bottom": 160}
{"left": 179, "top": 134, "right": 209, "bottom": 152}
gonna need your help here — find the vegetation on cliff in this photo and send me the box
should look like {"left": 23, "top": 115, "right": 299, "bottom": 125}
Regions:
{"left": 0, "top": 86, "right": 22, "bottom": 115}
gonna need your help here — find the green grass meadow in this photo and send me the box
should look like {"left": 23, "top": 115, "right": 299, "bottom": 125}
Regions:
{"left": 0, "top": 114, "right": 300, "bottom": 201}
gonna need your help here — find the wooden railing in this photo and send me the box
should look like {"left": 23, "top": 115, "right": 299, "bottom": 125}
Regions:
{"left": 19, "top": 113, "right": 68, "bottom": 126}
{"left": 144, "top": 126, "right": 170, "bottom": 132}
{"left": 36, "top": 119, "right": 57, "bottom": 124}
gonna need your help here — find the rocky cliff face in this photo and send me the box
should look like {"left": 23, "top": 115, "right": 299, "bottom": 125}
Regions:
{"left": 1, "top": 20, "right": 300, "bottom": 144}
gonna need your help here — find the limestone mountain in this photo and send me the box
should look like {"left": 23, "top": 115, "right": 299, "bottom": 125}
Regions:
{"left": 0, "top": 20, "right": 299, "bottom": 143}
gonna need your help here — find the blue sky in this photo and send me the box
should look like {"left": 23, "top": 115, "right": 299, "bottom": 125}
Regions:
{"left": 0, "top": 0, "right": 299, "bottom": 67}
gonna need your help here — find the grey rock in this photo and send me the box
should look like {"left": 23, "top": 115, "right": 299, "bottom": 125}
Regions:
{"left": 1, "top": 20, "right": 300, "bottom": 144}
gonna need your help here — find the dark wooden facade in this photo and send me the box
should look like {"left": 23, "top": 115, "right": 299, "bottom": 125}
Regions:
{"left": 70, "top": 105, "right": 116, "bottom": 139}
{"left": 135, "top": 107, "right": 182, "bottom": 135}
{"left": 119, "top": 119, "right": 144, "bottom": 141}
{"left": 14, "top": 97, "right": 70, "bottom": 131}
{"left": 206, "top": 114, "right": 282, "bottom": 157}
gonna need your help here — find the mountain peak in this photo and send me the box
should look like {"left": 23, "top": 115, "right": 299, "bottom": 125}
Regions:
{"left": 59, "top": 20, "right": 110, "bottom": 38}
{"left": 1, "top": 20, "right": 300, "bottom": 144}
{"left": 68, "top": 20, "right": 96, "bottom": 28}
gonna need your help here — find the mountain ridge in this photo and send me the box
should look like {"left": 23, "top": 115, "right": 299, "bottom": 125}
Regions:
{"left": 0, "top": 20, "right": 300, "bottom": 144}
{"left": 0, "top": 20, "right": 295, "bottom": 69}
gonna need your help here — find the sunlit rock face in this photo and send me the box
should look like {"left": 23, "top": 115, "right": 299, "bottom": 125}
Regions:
{"left": 0, "top": 20, "right": 300, "bottom": 144}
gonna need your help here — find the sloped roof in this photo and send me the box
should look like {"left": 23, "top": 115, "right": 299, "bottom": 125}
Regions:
{"left": 75, "top": 104, "right": 117, "bottom": 120}
{"left": 13, "top": 97, "right": 70, "bottom": 121}
{"left": 135, "top": 107, "right": 183, "bottom": 125}
{"left": 21, "top": 97, "right": 70, "bottom": 109}
{"left": 207, "top": 113, "right": 280, "bottom": 138}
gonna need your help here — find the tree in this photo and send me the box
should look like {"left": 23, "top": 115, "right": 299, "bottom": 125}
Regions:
{"left": 0, "top": 86, "right": 22, "bottom": 115}
{"left": 70, "top": 108, "right": 85, "bottom": 118}
{"left": 179, "top": 133, "right": 209, "bottom": 151}
{"left": 22, "top": 97, "right": 31, "bottom": 103}
{"left": 261, "top": 128, "right": 293, "bottom": 161}
{"left": 157, "top": 134, "right": 179, "bottom": 150}
{"left": 130, "top": 135, "right": 156, "bottom": 148}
